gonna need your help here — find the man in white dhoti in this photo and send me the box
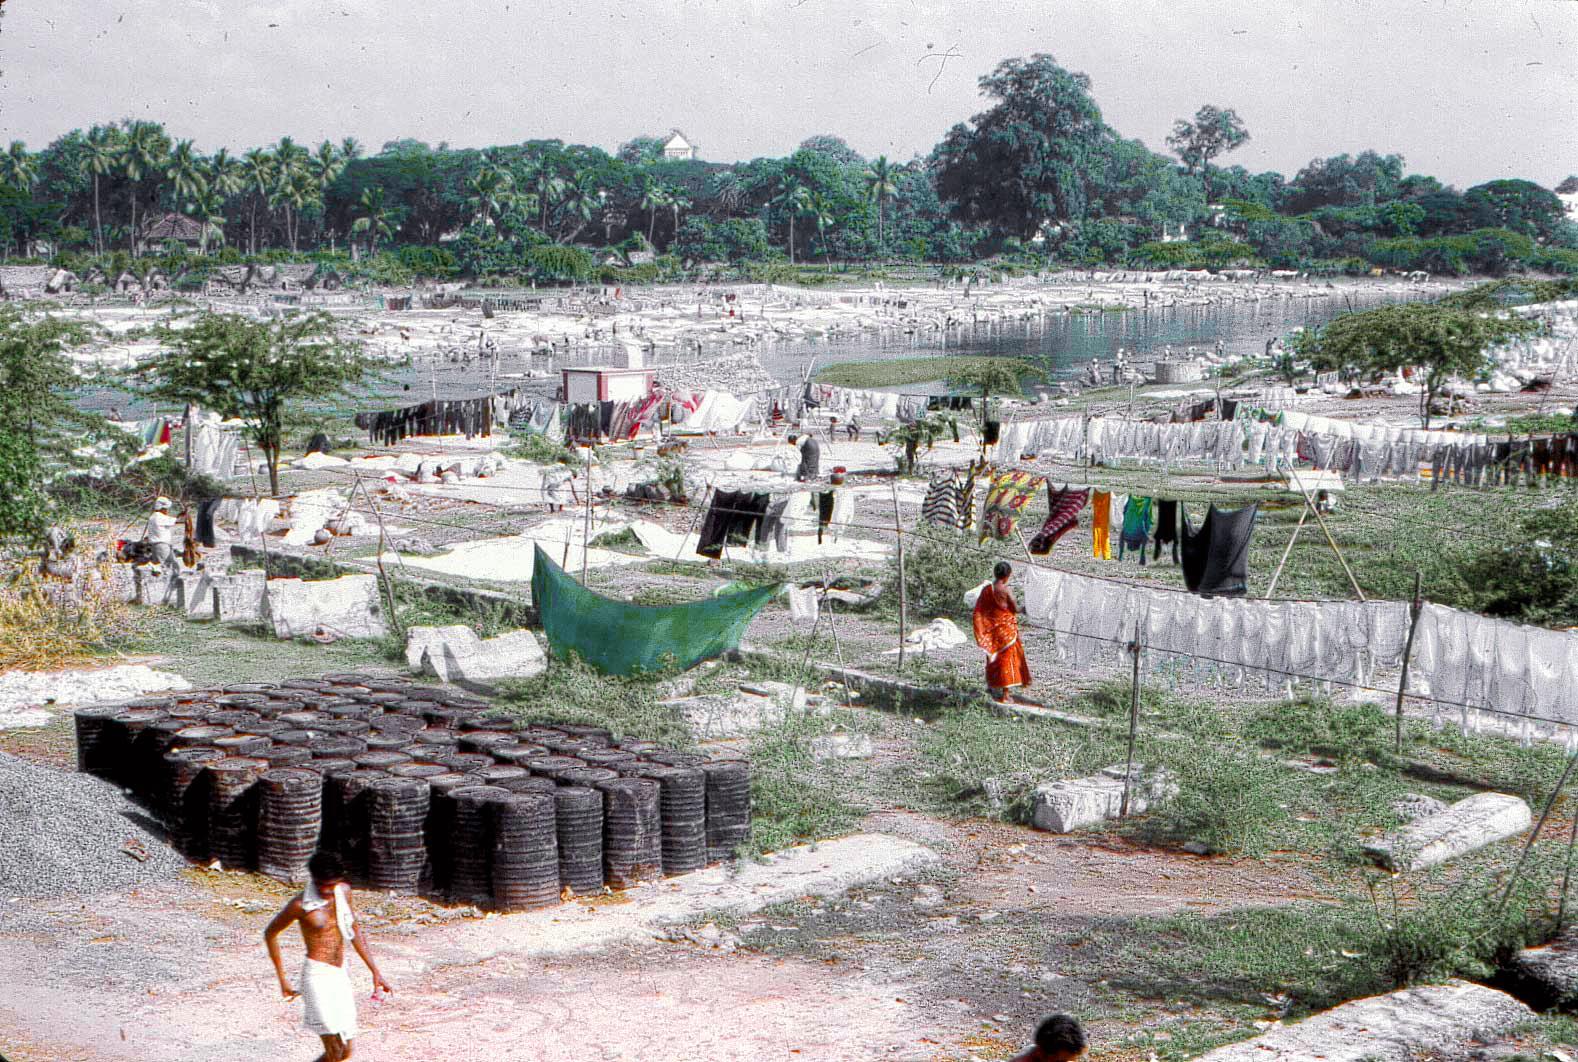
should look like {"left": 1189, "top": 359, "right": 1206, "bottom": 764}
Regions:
{"left": 264, "top": 852, "right": 393, "bottom": 1061}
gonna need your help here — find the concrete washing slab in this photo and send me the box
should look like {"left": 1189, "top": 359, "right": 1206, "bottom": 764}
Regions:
{"left": 379, "top": 833, "right": 940, "bottom": 976}
{"left": 1196, "top": 980, "right": 1532, "bottom": 1060}
{"left": 1363, "top": 792, "right": 1532, "bottom": 871}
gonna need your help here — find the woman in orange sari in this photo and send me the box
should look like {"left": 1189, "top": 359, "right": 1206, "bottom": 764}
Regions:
{"left": 974, "top": 561, "right": 1030, "bottom": 702}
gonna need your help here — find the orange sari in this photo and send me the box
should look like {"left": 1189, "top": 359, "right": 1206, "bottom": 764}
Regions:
{"left": 973, "top": 582, "right": 1030, "bottom": 691}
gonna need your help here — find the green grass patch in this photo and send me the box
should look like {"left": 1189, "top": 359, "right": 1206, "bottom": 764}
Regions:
{"left": 743, "top": 711, "right": 867, "bottom": 857}
{"left": 490, "top": 655, "right": 694, "bottom": 747}
{"left": 588, "top": 526, "right": 646, "bottom": 554}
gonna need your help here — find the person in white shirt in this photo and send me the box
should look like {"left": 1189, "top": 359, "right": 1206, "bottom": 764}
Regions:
{"left": 141, "top": 497, "right": 179, "bottom": 568}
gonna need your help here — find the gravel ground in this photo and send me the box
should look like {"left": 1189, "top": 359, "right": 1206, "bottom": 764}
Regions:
{"left": 0, "top": 750, "right": 185, "bottom": 898}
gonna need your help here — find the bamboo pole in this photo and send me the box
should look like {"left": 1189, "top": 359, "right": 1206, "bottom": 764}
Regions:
{"left": 823, "top": 578, "right": 855, "bottom": 709}
{"left": 1393, "top": 571, "right": 1424, "bottom": 756}
{"left": 1559, "top": 804, "right": 1578, "bottom": 931}
{"left": 676, "top": 484, "right": 713, "bottom": 564}
{"left": 1120, "top": 620, "right": 1143, "bottom": 817}
{"left": 1496, "top": 750, "right": 1578, "bottom": 921}
{"left": 1265, "top": 508, "right": 1308, "bottom": 599}
{"left": 1289, "top": 469, "right": 1365, "bottom": 601}
{"left": 891, "top": 480, "right": 907, "bottom": 671}
{"left": 580, "top": 443, "right": 594, "bottom": 583}
{"left": 352, "top": 471, "right": 403, "bottom": 639}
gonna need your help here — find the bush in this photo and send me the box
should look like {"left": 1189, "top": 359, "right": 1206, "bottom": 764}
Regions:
{"left": 743, "top": 711, "right": 866, "bottom": 857}
{"left": 1132, "top": 734, "right": 1299, "bottom": 856}
{"left": 50, "top": 455, "right": 226, "bottom": 521}
{"left": 395, "top": 245, "right": 460, "bottom": 280}
{"left": 490, "top": 654, "right": 693, "bottom": 748}
{"left": 0, "top": 561, "right": 144, "bottom": 671}
{"left": 886, "top": 526, "right": 989, "bottom": 623}
{"left": 1460, "top": 499, "right": 1578, "bottom": 627}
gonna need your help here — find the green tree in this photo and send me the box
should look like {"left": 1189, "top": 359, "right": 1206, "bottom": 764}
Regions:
{"left": 241, "top": 147, "right": 277, "bottom": 254}
{"left": 1463, "top": 179, "right": 1569, "bottom": 244}
{"left": 864, "top": 155, "right": 899, "bottom": 248}
{"left": 933, "top": 54, "right": 1114, "bottom": 240}
{"left": 164, "top": 139, "right": 206, "bottom": 206}
{"left": 0, "top": 142, "right": 40, "bottom": 255}
{"left": 141, "top": 312, "right": 371, "bottom": 495}
{"left": 1284, "top": 151, "right": 1405, "bottom": 213}
{"left": 1165, "top": 105, "right": 1250, "bottom": 203}
{"left": 186, "top": 184, "right": 227, "bottom": 256}
{"left": 351, "top": 186, "right": 394, "bottom": 257}
{"left": 0, "top": 424, "right": 48, "bottom": 546}
{"left": 947, "top": 358, "right": 1034, "bottom": 431}
{"left": 466, "top": 164, "right": 515, "bottom": 234}
{"left": 120, "top": 120, "right": 169, "bottom": 256}
{"left": 82, "top": 128, "right": 121, "bottom": 257}
{"left": 1308, "top": 303, "right": 1538, "bottom": 427}
{"left": 773, "top": 178, "right": 811, "bottom": 263}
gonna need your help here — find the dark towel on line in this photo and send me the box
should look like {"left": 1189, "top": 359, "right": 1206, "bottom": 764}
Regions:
{"left": 195, "top": 497, "right": 223, "bottom": 548}
{"left": 1180, "top": 503, "right": 1259, "bottom": 598}
{"left": 1152, "top": 498, "right": 1180, "bottom": 564}
{"left": 816, "top": 491, "right": 835, "bottom": 544}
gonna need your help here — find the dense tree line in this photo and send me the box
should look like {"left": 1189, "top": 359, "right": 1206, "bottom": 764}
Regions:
{"left": 2, "top": 53, "right": 1574, "bottom": 281}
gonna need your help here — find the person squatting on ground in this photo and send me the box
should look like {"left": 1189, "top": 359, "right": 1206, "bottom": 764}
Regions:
{"left": 973, "top": 560, "right": 1031, "bottom": 703}
{"left": 264, "top": 852, "right": 394, "bottom": 1062}
{"left": 1010, "top": 1013, "right": 1087, "bottom": 1062}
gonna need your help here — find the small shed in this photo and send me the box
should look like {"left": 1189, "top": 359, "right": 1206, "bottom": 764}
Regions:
{"left": 139, "top": 212, "right": 205, "bottom": 250}
{"left": 561, "top": 367, "right": 655, "bottom": 405}
{"left": 661, "top": 130, "right": 698, "bottom": 161}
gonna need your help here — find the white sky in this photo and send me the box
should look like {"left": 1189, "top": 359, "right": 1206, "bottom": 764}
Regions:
{"left": 1, "top": 0, "right": 1574, "bottom": 188}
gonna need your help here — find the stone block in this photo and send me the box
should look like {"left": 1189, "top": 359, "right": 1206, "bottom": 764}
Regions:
{"left": 668, "top": 681, "right": 809, "bottom": 739}
{"left": 178, "top": 570, "right": 220, "bottom": 619}
{"left": 1031, "top": 764, "right": 1175, "bottom": 834}
{"left": 1509, "top": 925, "right": 1578, "bottom": 1010}
{"left": 263, "top": 574, "right": 388, "bottom": 640}
{"left": 808, "top": 733, "right": 874, "bottom": 761}
{"left": 407, "top": 625, "right": 547, "bottom": 689}
{"left": 213, "top": 571, "right": 268, "bottom": 623}
{"left": 132, "top": 566, "right": 179, "bottom": 607}
{"left": 1364, "top": 792, "right": 1531, "bottom": 871}
{"left": 1196, "top": 981, "right": 1531, "bottom": 1061}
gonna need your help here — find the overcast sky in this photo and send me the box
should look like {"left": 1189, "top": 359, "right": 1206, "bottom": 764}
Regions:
{"left": 2, "top": 0, "right": 1574, "bottom": 188}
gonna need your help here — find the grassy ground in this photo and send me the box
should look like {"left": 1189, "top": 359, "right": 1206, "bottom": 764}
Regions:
{"left": 815, "top": 356, "right": 1030, "bottom": 390}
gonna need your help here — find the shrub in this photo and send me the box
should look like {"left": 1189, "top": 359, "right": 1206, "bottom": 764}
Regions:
{"left": 0, "top": 561, "right": 144, "bottom": 671}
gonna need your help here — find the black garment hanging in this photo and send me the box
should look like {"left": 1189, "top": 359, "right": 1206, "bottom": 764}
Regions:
{"left": 982, "top": 420, "right": 1001, "bottom": 445}
{"left": 816, "top": 491, "right": 835, "bottom": 544}
{"left": 1152, "top": 499, "right": 1180, "bottom": 564}
{"left": 756, "top": 498, "right": 789, "bottom": 552}
{"left": 696, "top": 491, "right": 770, "bottom": 558}
{"left": 195, "top": 498, "right": 222, "bottom": 548}
{"left": 305, "top": 432, "right": 331, "bottom": 455}
{"left": 1180, "top": 503, "right": 1259, "bottom": 597}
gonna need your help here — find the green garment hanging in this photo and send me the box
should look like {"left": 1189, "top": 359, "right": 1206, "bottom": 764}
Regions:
{"left": 530, "top": 545, "right": 779, "bottom": 676}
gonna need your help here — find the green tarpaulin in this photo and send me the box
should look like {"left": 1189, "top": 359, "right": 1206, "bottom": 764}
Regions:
{"left": 530, "top": 545, "right": 779, "bottom": 675}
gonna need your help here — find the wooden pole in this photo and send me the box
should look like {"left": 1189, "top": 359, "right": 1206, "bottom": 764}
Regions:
{"left": 580, "top": 444, "right": 594, "bottom": 583}
{"left": 1560, "top": 802, "right": 1578, "bottom": 931}
{"left": 1265, "top": 508, "right": 1308, "bottom": 599}
{"left": 183, "top": 403, "right": 194, "bottom": 470}
{"left": 1120, "top": 620, "right": 1143, "bottom": 816}
{"left": 352, "top": 471, "right": 403, "bottom": 639}
{"left": 1290, "top": 469, "right": 1365, "bottom": 602}
{"left": 1497, "top": 749, "right": 1578, "bottom": 921}
{"left": 891, "top": 480, "right": 907, "bottom": 671}
{"left": 676, "top": 484, "right": 713, "bottom": 564}
{"left": 823, "top": 579, "right": 855, "bottom": 708}
{"left": 1393, "top": 571, "right": 1424, "bottom": 756}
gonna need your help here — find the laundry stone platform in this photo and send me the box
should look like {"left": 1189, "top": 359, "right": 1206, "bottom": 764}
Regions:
{"left": 72, "top": 674, "right": 753, "bottom": 910}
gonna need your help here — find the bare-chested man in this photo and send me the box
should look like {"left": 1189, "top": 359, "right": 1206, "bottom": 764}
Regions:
{"left": 264, "top": 851, "right": 393, "bottom": 1062}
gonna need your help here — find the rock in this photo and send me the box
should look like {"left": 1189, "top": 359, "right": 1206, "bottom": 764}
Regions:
{"left": 1031, "top": 764, "right": 1176, "bottom": 834}
{"left": 213, "top": 571, "right": 268, "bottom": 622}
{"left": 177, "top": 570, "right": 221, "bottom": 619}
{"left": 132, "top": 566, "right": 179, "bottom": 607}
{"left": 263, "top": 574, "right": 389, "bottom": 641}
{"left": 808, "top": 733, "right": 874, "bottom": 761}
{"left": 408, "top": 625, "right": 547, "bottom": 690}
{"left": 1508, "top": 924, "right": 1578, "bottom": 1011}
{"left": 1391, "top": 793, "right": 1449, "bottom": 823}
{"left": 1363, "top": 792, "right": 1532, "bottom": 871}
{"left": 666, "top": 682, "right": 811, "bottom": 739}
{"left": 1195, "top": 981, "right": 1532, "bottom": 1061}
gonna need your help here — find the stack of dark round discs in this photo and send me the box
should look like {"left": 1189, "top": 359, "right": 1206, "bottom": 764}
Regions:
{"left": 579, "top": 749, "right": 638, "bottom": 771}
{"left": 458, "top": 732, "right": 515, "bottom": 756}
{"left": 239, "top": 719, "right": 288, "bottom": 738}
{"left": 316, "top": 718, "right": 371, "bottom": 737}
{"left": 553, "top": 786, "right": 605, "bottom": 896}
{"left": 448, "top": 786, "right": 509, "bottom": 905}
{"left": 206, "top": 756, "right": 268, "bottom": 870}
{"left": 303, "top": 757, "right": 357, "bottom": 778}
{"left": 387, "top": 763, "right": 447, "bottom": 781}
{"left": 363, "top": 732, "right": 412, "bottom": 752}
{"left": 490, "top": 792, "right": 560, "bottom": 911}
{"left": 163, "top": 746, "right": 222, "bottom": 857}
{"left": 140, "top": 718, "right": 192, "bottom": 799}
{"left": 73, "top": 704, "right": 126, "bottom": 776}
{"left": 469, "top": 713, "right": 517, "bottom": 733}
{"left": 326, "top": 768, "right": 385, "bottom": 880}
{"left": 354, "top": 750, "right": 412, "bottom": 772}
{"left": 272, "top": 729, "right": 317, "bottom": 748}
{"left": 309, "top": 736, "right": 368, "bottom": 760}
{"left": 471, "top": 764, "right": 528, "bottom": 787}
{"left": 555, "top": 724, "right": 612, "bottom": 745}
{"left": 422, "top": 772, "right": 474, "bottom": 894}
{"left": 498, "top": 776, "right": 558, "bottom": 795}
{"left": 213, "top": 733, "right": 272, "bottom": 758}
{"left": 525, "top": 755, "right": 585, "bottom": 781}
{"left": 369, "top": 713, "right": 423, "bottom": 733}
{"left": 410, "top": 730, "right": 460, "bottom": 753}
{"left": 595, "top": 777, "right": 662, "bottom": 887}
{"left": 558, "top": 767, "right": 619, "bottom": 788}
{"left": 641, "top": 766, "right": 707, "bottom": 875}
{"left": 701, "top": 760, "right": 752, "bottom": 863}
{"left": 108, "top": 708, "right": 169, "bottom": 789}
{"left": 259, "top": 746, "right": 313, "bottom": 769}
{"left": 490, "top": 744, "right": 549, "bottom": 767}
{"left": 366, "top": 776, "right": 431, "bottom": 895}
{"left": 436, "top": 752, "right": 495, "bottom": 774}
{"left": 173, "top": 724, "right": 232, "bottom": 749}
{"left": 646, "top": 751, "right": 707, "bottom": 768}
{"left": 256, "top": 768, "right": 322, "bottom": 883}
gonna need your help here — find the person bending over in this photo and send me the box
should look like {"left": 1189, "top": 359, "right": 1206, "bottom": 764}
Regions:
{"left": 1011, "top": 1013, "right": 1087, "bottom": 1062}
{"left": 264, "top": 852, "right": 393, "bottom": 1062}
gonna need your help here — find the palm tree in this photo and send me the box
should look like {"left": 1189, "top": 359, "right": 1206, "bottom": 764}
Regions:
{"left": 774, "top": 177, "right": 811, "bottom": 264}
{"left": 351, "top": 186, "right": 394, "bottom": 257}
{"left": 640, "top": 181, "right": 668, "bottom": 246}
{"left": 710, "top": 170, "right": 746, "bottom": 215}
{"left": 668, "top": 191, "right": 691, "bottom": 247}
{"left": 271, "top": 137, "right": 310, "bottom": 252}
{"left": 120, "top": 122, "right": 168, "bottom": 256}
{"left": 521, "top": 157, "right": 566, "bottom": 234}
{"left": 165, "top": 140, "right": 207, "bottom": 207}
{"left": 466, "top": 165, "right": 515, "bottom": 234}
{"left": 1, "top": 141, "right": 38, "bottom": 192}
{"left": 864, "top": 155, "right": 899, "bottom": 249}
{"left": 339, "top": 137, "right": 364, "bottom": 163}
{"left": 83, "top": 128, "right": 122, "bottom": 256}
{"left": 186, "top": 185, "right": 226, "bottom": 255}
{"left": 309, "top": 141, "right": 346, "bottom": 247}
{"left": 557, "top": 174, "right": 603, "bottom": 243}
{"left": 807, "top": 191, "right": 836, "bottom": 267}
{"left": 241, "top": 148, "right": 276, "bottom": 253}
